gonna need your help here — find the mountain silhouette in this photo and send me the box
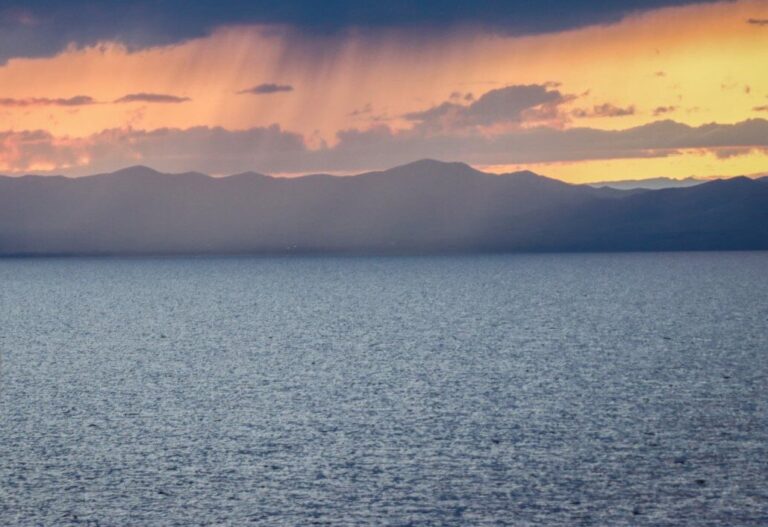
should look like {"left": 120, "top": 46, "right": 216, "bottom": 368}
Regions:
{"left": 588, "top": 176, "right": 705, "bottom": 190}
{"left": 0, "top": 160, "right": 766, "bottom": 255}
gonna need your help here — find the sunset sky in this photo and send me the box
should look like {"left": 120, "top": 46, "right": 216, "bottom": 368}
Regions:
{"left": 0, "top": 0, "right": 767, "bottom": 182}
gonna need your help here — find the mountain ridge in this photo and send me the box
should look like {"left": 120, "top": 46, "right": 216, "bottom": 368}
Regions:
{"left": 0, "top": 159, "right": 554, "bottom": 183}
{"left": 0, "top": 159, "right": 766, "bottom": 255}
{"left": 2, "top": 161, "right": 760, "bottom": 188}
{"left": 588, "top": 176, "right": 706, "bottom": 190}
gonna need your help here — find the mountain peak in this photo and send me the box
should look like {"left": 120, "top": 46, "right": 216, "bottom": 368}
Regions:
{"left": 223, "top": 171, "right": 273, "bottom": 182}
{"left": 105, "top": 165, "right": 163, "bottom": 177}
{"left": 370, "top": 159, "right": 484, "bottom": 180}
{"left": 91, "top": 165, "right": 213, "bottom": 182}
{"left": 397, "top": 159, "right": 471, "bottom": 170}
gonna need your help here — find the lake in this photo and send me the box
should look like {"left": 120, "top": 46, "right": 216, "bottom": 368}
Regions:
{"left": 1, "top": 253, "right": 767, "bottom": 525}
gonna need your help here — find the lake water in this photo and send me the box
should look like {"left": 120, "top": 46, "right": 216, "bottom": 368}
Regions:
{"left": 1, "top": 253, "right": 767, "bottom": 526}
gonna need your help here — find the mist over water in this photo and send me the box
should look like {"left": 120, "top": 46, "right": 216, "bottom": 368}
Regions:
{"left": 1, "top": 253, "right": 767, "bottom": 525}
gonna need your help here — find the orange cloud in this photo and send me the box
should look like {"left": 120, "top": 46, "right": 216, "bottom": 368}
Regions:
{"left": 572, "top": 103, "right": 635, "bottom": 118}
{"left": 114, "top": 93, "right": 191, "bottom": 103}
{"left": 2, "top": 117, "right": 768, "bottom": 178}
{"left": 653, "top": 105, "right": 677, "bottom": 116}
{"left": 0, "top": 95, "right": 95, "bottom": 107}
{"left": 238, "top": 83, "right": 294, "bottom": 95}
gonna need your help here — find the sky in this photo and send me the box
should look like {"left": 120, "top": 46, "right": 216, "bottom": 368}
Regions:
{"left": 0, "top": 0, "right": 766, "bottom": 182}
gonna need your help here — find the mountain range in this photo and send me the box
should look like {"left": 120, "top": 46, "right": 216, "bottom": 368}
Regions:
{"left": 588, "top": 176, "right": 706, "bottom": 190}
{"left": 1, "top": 160, "right": 766, "bottom": 255}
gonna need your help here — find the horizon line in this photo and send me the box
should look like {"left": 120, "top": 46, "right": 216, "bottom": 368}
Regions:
{"left": 1, "top": 158, "right": 763, "bottom": 186}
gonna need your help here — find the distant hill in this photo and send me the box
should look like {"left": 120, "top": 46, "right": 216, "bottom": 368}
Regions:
{"left": 588, "top": 176, "right": 705, "bottom": 190}
{"left": 0, "top": 160, "right": 766, "bottom": 255}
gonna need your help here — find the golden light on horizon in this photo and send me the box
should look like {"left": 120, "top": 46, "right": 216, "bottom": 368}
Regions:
{"left": 479, "top": 149, "right": 768, "bottom": 184}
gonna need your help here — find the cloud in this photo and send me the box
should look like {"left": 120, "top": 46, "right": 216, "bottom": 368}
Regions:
{"left": 0, "top": 81, "right": 763, "bottom": 174}
{"left": 712, "top": 147, "right": 755, "bottom": 159}
{"left": 0, "top": 95, "right": 95, "bottom": 107}
{"left": 0, "top": 129, "right": 90, "bottom": 171}
{"left": 404, "top": 84, "right": 571, "bottom": 130}
{"left": 0, "top": 93, "right": 192, "bottom": 109}
{"left": 3, "top": 118, "right": 768, "bottom": 176}
{"left": 448, "top": 91, "right": 474, "bottom": 102}
{"left": 572, "top": 103, "right": 635, "bottom": 118}
{"left": 721, "top": 82, "right": 752, "bottom": 93}
{"left": 754, "top": 106, "right": 768, "bottom": 112}
{"left": 238, "top": 83, "right": 294, "bottom": 95}
{"left": 114, "top": 93, "right": 191, "bottom": 104}
{"left": 747, "top": 18, "right": 768, "bottom": 26}
{"left": 0, "top": 125, "right": 307, "bottom": 175}
{"left": 0, "top": 1, "right": 724, "bottom": 63}
{"left": 349, "top": 103, "right": 372, "bottom": 117}
{"left": 300, "top": 118, "right": 768, "bottom": 172}
{"left": 653, "top": 105, "right": 677, "bottom": 116}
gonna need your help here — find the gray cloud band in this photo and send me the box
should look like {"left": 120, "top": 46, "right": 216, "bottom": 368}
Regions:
{"left": 1, "top": 119, "right": 767, "bottom": 176}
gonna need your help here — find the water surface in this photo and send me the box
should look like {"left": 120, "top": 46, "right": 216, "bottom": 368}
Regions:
{"left": 1, "top": 253, "right": 767, "bottom": 525}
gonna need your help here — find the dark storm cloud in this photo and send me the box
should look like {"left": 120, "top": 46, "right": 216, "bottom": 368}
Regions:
{"left": 237, "top": 84, "right": 294, "bottom": 95}
{"left": 0, "top": 0, "right": 725, "bottom": 63}
{"left": 114, "top": 93, "right": 191, "bottom": 103}
{"left": 0, "top": 95, "right": 95, "bottom": 107}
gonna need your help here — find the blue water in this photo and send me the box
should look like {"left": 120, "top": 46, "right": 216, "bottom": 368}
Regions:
{"left": 1, "top": 253, "right": 767, "bottom": 526}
